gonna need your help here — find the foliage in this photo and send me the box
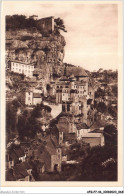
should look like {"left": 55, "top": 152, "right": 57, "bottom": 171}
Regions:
{"left": 6, "top": 15, "right": 37, "bottom": 31}
{"left": 78, "top": 145, "right": 117, "bottom": 181}
{"left": 31, "top": 103, "right": 51, "bottom": 118}
{"left": 108, "top": 106, "right": 117, "bottom": 118}
{"left": 95, "top": 87, "right": 105, "bottom": 98}
{"left": 17, "top": 111, "right": 41, "bottom": 139}
{"left": 96, "top": 102, "right": 107, "bottom": 113}
{"left": 54, "top": 18, "right": 67, "bottom": 33}
{"left": 6, "top": 15, "right": 67, "bottom": 36}
{"left": 16, "top": 103, "right": 52, "bottom": 139}
{"left": 6, "top": 99, "right": 22, "bottom": 142}
{"left": 104, "top": 125, "right": 117, "bottom": 146}
{"left": 68, "top": 141, "right": 90, "bottom": 160}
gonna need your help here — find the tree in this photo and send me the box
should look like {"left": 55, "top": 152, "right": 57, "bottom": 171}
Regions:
{"left": 72, "top": 145, "right": 117, "bottom": 181}
{"left": 54, "top": 18, "right": 67, "bottom": 33}
{"left": 6, "top": 99, "right": 21, "bottom": 135}
{"left": 95, "top": 87, "right": 105, "bottom": 98}
{"left": 97, "top": 102, "right": 107, "bottom": 113}
{"left": 104, "top": 125, "right": 117, "bottom": 146}
{"left": 108, "top": 106, "right": 117, "bottom": 118}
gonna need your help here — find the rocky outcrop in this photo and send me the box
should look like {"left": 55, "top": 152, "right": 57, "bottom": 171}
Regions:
{"left": 6, "top": 29, "right": 66, "bottom": 84}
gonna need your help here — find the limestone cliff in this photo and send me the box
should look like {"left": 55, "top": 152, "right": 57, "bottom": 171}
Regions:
{"left": 6, "top": 28, "right": 66, "bottom": 84}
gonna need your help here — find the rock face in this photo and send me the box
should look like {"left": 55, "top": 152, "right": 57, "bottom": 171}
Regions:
{"left": 6, "top": 28, "right": 66, "bottom": 84}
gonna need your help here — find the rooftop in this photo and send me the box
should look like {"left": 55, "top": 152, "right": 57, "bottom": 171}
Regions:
{"left": 82, "top": 133, "right": 102, "bottom": 138}
{"left": 33, "top": 93, "right": 42, "bottom": 98}
{"left": 9, "top": 59, "right": 34, "bottom": 66}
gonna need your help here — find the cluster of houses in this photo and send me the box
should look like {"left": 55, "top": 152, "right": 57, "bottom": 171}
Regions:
{"left": 55, "top": 67, "right": 95, "bottom": 126}
{"left": 6, "top": 142, "right": 34, "bottom": 181}
{"left": 6, "top": 133, "right": 64, "bottom": 181}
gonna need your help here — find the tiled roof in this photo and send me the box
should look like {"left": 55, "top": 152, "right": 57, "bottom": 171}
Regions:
{"left": 33, "top": 93, "right": 42, "bottom": 98}
{"left": 82, "top": 133, "right": 102, "bottom": 138}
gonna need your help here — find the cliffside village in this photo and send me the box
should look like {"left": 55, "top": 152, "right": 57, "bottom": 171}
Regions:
{"left": 6, "top": 16, "right": 117, "bottom": 181}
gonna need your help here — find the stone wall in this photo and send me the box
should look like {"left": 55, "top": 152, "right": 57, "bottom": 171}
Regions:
{"left": 37, "top": 17, "right": 54, "bottom": 35}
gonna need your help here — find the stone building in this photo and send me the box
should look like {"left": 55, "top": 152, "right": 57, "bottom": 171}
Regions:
{"left": 76, "top": 123, "right": 91, "bottom": 140}
{"left": 34, "top": 136, "right": 62, "bottom": 172}
{"left": 37, "top": 16, "right": 54, "bottom": 35}
{"left": 20, "top": 90, "right": 42, "bottom": 106}
{"left": 8, "top": 60, "right": 34, "bottom": 77}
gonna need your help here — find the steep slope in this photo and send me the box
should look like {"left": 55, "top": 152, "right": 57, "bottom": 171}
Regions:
{"left": 6, "top": 28, "right": 66, "bottom": 84}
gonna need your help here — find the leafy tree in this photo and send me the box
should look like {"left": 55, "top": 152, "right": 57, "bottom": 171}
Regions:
{"left": 95, "top": 87, "right": 105, "bottom": 98}
{"left": 74, "top": 145, "right": 117, "bottom": 181}
{"left": 54, "top": 18, "right": 67, "bottom": 33}
{"left": 6, "top": 14, "right": 37, "bottom": 31}
{"left": 108, "top": 106, "right": 117, "bottom": 118}
{"left": 104, "top": 125, "right": 117, "bottom": 146}
{"left": 97, "top": 102, "right": 107, "bottom": 113}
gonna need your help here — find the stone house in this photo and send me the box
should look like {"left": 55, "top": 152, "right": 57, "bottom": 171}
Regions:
{"left": 62, "top": 101, "right": 81, "bottom": 115}
{"left": 76, "top": 123, "right": 90, "bottom": 140}
{"left": 38, "top": 137, "right": 62, "bottom": 172}
{"left": 77, "top": 81, "right": 88, "bottom": 98}
{"left": 20, "top": 90, "right": 42, "bottom": 106}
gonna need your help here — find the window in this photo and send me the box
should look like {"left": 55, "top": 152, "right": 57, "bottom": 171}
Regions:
{"left": 28, "top": 97, "right": 30, "bottom": 101}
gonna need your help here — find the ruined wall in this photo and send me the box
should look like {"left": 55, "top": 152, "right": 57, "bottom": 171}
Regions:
{"left": 37, "top": 17, "right": 54, "bottom": 35}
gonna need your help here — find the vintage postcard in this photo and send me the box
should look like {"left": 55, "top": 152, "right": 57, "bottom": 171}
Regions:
{"left": 0, "top": 0, "right": 123, "bottom": 187}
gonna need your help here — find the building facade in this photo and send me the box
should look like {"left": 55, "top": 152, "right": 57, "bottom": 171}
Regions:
{"left": 9, "top": 60, "right": 34, "bottom": 77}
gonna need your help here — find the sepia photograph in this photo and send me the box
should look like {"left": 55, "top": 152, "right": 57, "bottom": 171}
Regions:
{"left": 1, "top": 0, "right": 123, "bottom": 187}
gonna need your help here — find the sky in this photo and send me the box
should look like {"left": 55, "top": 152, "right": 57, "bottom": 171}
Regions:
{"left": 3, "top": 1, "right": 119, "bottom": 71}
